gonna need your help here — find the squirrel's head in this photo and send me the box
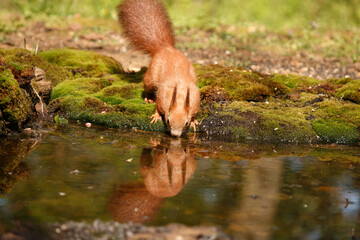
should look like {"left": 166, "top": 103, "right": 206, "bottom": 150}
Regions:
{"left": 165, "top": 86, "right": 191, "bottom": 137}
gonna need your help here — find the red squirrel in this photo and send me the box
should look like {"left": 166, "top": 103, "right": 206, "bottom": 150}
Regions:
{"left": 117, "top": 0, "right": 200, "bottom": 137}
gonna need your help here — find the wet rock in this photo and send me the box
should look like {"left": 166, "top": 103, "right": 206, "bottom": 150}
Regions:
{"left": 0, "top": 68, "right": 33, "bottom": 134}
{"left": 0, "top": 55, "right": 54, "bottom": 133}
{"left": 0, "top": 47, "right": 125, "bottom": 134}
{"left": 32, "top": 66, "right": 52, "bottom": 102}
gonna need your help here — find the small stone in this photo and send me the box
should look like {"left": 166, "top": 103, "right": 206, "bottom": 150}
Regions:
{"left": 126, "top": 158, "right": 133, "bottom": 162}
{"left": 34, "top": 67, "right": 46, "bottom": 82}
{"left": 126, "top": 232, "right": 134, "bottom": 237}
{"left": 70, "top": 169, "right": 80, "bottom": 175}
{"left": 59, "top": 192, "right": 66, "bottom": 196}
{"left": 85, "top": 123, "right": 91, "bottom": 128}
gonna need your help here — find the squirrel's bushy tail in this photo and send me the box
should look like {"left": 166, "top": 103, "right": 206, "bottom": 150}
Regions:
{"left": 117, "top": 0, "right": 175, "bottom": 55}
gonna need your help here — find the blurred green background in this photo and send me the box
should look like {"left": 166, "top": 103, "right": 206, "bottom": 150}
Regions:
{"left": 1, "top": 0, "right": 360, "bottom": 30}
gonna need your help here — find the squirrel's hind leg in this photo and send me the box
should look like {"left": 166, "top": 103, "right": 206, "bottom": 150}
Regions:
{"left": 144, "top": 98, "right": 155, "bottom": 104}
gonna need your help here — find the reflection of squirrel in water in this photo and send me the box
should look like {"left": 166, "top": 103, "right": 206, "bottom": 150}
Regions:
{"left": 117, "top": 0, "right": 200, "bottom": 137}
{"left": 108, "top": 138, "right": 196, "bottom": 223}
{"left": 140, "top": 138, "right": 196, "bottom": 198}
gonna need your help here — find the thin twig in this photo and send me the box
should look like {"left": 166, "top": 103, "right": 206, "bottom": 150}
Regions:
{"left": 30, "top": 83, "right": 44, "bottom": 119}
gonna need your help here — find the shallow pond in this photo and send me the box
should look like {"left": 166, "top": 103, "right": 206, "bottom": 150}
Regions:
{"left": 1, "top": 126, "right": 359, "bottom": 239}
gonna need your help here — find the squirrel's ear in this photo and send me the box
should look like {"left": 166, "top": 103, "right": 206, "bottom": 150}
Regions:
{"left": 170, "top": 85, "right": 177, "bottom": 111}
{"left": 185, "top": 87, "right": 190, "bottom": 112}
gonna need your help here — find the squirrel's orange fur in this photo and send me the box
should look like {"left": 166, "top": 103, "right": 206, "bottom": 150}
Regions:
{"left": 118, "top": 0, "right": 200, "bottom": 137}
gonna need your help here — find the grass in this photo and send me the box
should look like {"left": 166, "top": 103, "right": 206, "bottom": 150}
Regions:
{"left": 0, "top": 0, "right": 359, "bottom": 63}
{"left": 1, "top": 0, "right": 359, "bottom": 30}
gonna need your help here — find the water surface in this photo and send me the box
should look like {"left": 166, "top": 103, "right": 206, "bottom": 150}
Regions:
{"left": 0, "top": 126, "right": 359, "bottom": 239}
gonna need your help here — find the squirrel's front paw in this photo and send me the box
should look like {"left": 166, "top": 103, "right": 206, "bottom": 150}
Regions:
{"left": 190, "top": 120, "right": 199, "bottom": 132}
{"left": 150, "top": 112, "right": 162, "bottom": 124}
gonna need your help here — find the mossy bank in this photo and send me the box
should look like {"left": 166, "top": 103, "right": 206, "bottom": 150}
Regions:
{"left": 0, "top": 48, "right": 359, "bottom": 144}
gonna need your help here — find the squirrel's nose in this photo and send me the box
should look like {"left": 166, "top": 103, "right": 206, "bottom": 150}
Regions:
{"left": 171, "top": 129, "right": 182, "bottom": 137}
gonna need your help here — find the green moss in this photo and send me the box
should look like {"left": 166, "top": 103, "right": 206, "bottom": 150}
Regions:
{"left": 270, "top": 74, "right": 321, "bottom": 89}
{"left": 194, "top": 65, "right": 360, "bottom": 144}
{"left": 328, "top": 78, "right": 354, "bottom": 85}
{"left": 39, "top": 51, "right": 359, "bottom": 144}
{"left": 311, "top": 119, "right": 359, "bottom": 144}
{"left": 195, "top": 64, "right": 289, "bottom": 102}
{"left": 39, "top": 48, "right": 123, "bottom": 78}
{"left": 336, "top": 80, "right": 360, "bottom": 103}
{"left": 50, "top": 95, "right": 162, "bottom": 131}
{"left": 0, "top": 69, "right": 32, "bottom": 131}
{"left": 199, "top": 100, "right": 318, "bottom": 143}
{"left": 48, "top": 64, "right": 159, "bottom": 131}
{"left": 313, "top": 100, "right": 360, "bottom": 127}
{"left": 54, "top": 115, "right": 69, "bottom": 126}
{"left": 0, "top": 48, "right": 72, "bottom": 86}
{"left": 95, "top": 84, "right": 143, "bottom": 105}
{"left": 50, "top": 77, "right": 112, "bottom": 99}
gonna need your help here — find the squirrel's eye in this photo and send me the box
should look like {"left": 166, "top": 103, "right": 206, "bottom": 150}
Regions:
{"left": 167, "top": 119, "right": 170, "bottom": 124}
{"left": 185, "top": 122, "right": 189, "bottom": 127}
